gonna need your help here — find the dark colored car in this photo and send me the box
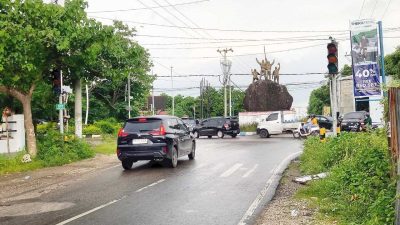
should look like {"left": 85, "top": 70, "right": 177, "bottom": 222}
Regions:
{"left": 117, "top": 115, "right": 196, "bottom": 169}
{"left": 192, "top": 117, "right": 240, "bottom": 138}
{"left": 181, "top": 118, "right": 197, "bottom": 132}
{"left": 340, "top": 111, "right": 368, "bottom": 132}
{"left": 316, "top": 115, "right": 333, "bottom": 130}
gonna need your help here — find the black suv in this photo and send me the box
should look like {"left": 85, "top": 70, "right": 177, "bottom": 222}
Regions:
{"left": 192, "top": 117, "right": 240, "bottom": 138}
{"left": 117, "top": 115, "right": 195, "bottom": 169}
{"left": 340, "top": 111, "right": 368, "bottom": 132}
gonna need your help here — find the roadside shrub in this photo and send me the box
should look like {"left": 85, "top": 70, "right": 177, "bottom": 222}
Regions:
{"left": 240, "top": 123, "right": 258, "bottom": 132}
{"left": 93, "top": 118, "right": 120, "bottom": 134}
{"left": 37, "top": 130, "right": 94, "bottom": 166}
{"left": 300, "top": 131, "right": 387, "bottom": 174}
{"left": 36, "top": 122, "right": 57, "bottom": 135}
{"left": 299, "top": 131, "right": 395, "bottom": 224}
{"left": 83, "top": 124, "right": 102, "bottom": 135}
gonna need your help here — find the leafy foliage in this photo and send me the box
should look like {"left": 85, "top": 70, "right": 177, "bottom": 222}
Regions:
{"left": 307, "top": 84, "right": 330, "bottom": 115}
{"left": 340, "top": 64, "right": 352, "bottom": 76}
{"left": 385, "top": 46, "right": 400, "bottom": 79}
{"left": 299, "top": 131, "right": 395, "bottom": 224}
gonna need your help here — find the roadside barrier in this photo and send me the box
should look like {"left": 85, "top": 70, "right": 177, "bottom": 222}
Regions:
{"left": 320, "top": 127, "right": 326, "bottom": 142}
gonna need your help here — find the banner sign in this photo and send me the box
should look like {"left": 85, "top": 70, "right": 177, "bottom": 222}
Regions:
{"left": 350, "top": 19, "right": 381, "bottom": 97}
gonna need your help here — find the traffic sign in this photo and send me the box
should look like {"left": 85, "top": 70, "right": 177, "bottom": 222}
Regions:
{"left": 56, "top": 104, "right": 65, "bottom": 110}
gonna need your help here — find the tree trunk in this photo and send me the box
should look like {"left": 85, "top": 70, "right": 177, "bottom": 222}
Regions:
{"left": 74, "top": 79, "right": 83, "bottom": 138}
{"left": 0, "top": 85, "right": 37, "bottom": 157}
{"left": 21, "top": 96, "right": 37, "bottom": 157}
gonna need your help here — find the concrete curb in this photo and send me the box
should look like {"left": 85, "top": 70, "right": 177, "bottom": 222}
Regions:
{"left": 239, "top": 132, "right": 256, "bottom": 136}
{"left": 237, "top": 151, "right": 303, "bottom": 225}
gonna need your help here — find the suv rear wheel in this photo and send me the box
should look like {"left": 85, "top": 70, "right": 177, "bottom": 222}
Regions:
{"left": 168, "top": 147, "right": 178, "bottom": 168}
{"left": 217, "top": 130, "right": 224, "bottom": 138}
{"left": 231, "top": 134, "right": 237, "bottom": 138}
{"left": 122, "top": 159, "right": 133, "bottom": 170}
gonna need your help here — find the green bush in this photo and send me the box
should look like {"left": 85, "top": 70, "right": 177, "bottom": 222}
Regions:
{"left": 93, "top": 118, "right": 120, "bottom": 134}
{"left": 37, "top": 130, "right": 94, "bottom": 166}
{"left": 83, "top": 125, "right": 102, "bottom": 135}
{"left": 299, "top": 131, "right": 395, "bottom": 224}
{"left": 240, "top": 123, "right": 258, "bottom": 132}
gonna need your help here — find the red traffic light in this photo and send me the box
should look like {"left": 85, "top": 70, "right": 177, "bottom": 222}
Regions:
{"left": 327, "top": 43, "right": 337, "bottom": 54}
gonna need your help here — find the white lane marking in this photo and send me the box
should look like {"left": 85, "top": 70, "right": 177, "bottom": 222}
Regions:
{"left": 220, "top": 163, "right": 243, "bottom": 177}
{"left": 237, "top": 151, "right": 302, "bottom": 225}
{"left": 55, "top": 196, "right": 126, "bottom": 225}
{"left": 242, "top": 164, "right": 259, "bottom": 178}
{"left": 135, "top": 179, "right": 166, "bottom": 193}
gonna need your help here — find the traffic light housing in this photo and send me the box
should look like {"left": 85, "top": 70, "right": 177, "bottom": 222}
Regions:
{"left": 327, "top": 42, "right": 338, "bottom": 74}
{"left": 52, "top": 69, "right": 61, "bottom": 95}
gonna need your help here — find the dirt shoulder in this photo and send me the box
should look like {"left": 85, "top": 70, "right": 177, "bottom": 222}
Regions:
{"left": 0, "top": 154, "right": 119, "bottom": 203}
{"left": 255, "top": 160, "right": 316, "bottom": 225}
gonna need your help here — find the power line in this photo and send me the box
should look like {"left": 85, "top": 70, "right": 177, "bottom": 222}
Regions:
{"left": 86, "top": 0, "right": 210, "bottom": 13}
{"left": 370, "top": 0, "right": 379, "bottom": 17}
{"left": 90, "top": 15, "right": 349, "bottom": 33}
{"left": 136, "top": 0, "right": 197, "bottom": 38}
{"left": 151, "top": 42, "right": 333, "bottom": 59}
{"left": 135, "top": 34, "right": 339, "bottom": 41}
{"left": 359, "top": 0, "right": 366, "bottom": 18}
{"left": 155, "top": 72, "right": 327, "bottom": 78}
{"left": 382, "top": 0, "right": 393, "bottom": 19}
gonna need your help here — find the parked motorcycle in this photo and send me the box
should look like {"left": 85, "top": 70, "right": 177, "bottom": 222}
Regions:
{"left": 293, "top": 123, "right": 320, "bottom": 139}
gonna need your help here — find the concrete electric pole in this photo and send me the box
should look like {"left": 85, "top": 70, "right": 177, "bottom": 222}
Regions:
{"left": 217, "top": 48, "right": 233, "bottom": 117}
{"left": 171, "top": 66, "right": 175, "bottom": 116}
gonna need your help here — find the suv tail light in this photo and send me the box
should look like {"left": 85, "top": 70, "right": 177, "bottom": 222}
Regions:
{"left": 149, "top": 124, "right": 166, "bottom": 136}
{"left": 118, "top": 128, "right": 128, "bottom": 137}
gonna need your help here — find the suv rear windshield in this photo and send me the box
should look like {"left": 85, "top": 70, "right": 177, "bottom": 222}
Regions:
{"left": 343, "top": 112, "right": 365, "bottom": 120}
{"left": 124, "top": 118, "right": 162, "bottom": 133}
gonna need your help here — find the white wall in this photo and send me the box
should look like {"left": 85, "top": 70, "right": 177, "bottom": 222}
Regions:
{"left": 0, "top": 114, "right": 25, "bottom": 154}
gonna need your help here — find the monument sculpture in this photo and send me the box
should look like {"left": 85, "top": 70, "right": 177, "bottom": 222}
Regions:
{"left": 251, "top": 69, "right": 260, "bottom": 83}
{"left": 272, "top": 63, "right": 281, "bottom": 84}
{"left": 244, "top": 53, "right": 292, "bottom": 111}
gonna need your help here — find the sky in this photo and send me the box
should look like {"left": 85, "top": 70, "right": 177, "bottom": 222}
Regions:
{"left": 78, "top": 0, "right": 399, "bottom": 108}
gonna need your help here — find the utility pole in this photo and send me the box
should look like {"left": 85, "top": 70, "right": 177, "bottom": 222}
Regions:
{"left": 171, "top": 66, "right": 175, "bottom": 116}
{"left": 59, "top": 70, "right": 64, "bottom": 134}
{"left": 152, "top": 71, "right": 156, "bottom": 115}
{"left": 128, "top": 73, "right": 131, "bottom": 118}
{"left": 229, "top": 74, "right": 232, "bottom": 117}
{"left": 217, "top": 48, "right": 233, "bottom": 117}
{"left": 378, "top": 21, "right": 387, "bottom": 96}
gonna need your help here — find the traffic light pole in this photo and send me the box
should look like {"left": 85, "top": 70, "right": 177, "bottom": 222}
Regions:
{"left": 332, "top": 75, "right": 338, "bottom": 137}
{"left": 217, "top": 48, "right": 233, "bottom": 118}
{"left": 59, "top": 70, "right": 64, "bottom": 134}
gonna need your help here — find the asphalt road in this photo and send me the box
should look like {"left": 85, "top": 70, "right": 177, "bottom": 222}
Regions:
{"left": 1, "top": 135, "right": 302, "bottom": 225}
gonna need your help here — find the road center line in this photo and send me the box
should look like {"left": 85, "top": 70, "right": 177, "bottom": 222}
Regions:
{"left": 55, "top": 196, "right": 126, "bottom": 225}
{"left": 242, "top": 164, "right": 259, "bottom": 178}
{"left": 237, "top": 151, "right": 302, "bottom": 225}
{"left": 135, "top": 179, "right": 166, "bottom": 193}
{"left": 220, "top": 163, "right": 243, "bottom": 177}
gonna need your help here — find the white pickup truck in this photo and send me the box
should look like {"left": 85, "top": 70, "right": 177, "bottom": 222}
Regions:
{"left": 256, "top": 111, "right": 300, "bottom": 138}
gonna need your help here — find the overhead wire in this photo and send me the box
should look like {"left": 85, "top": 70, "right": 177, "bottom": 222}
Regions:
{"left": 381, "top": 0, "right": 393, "bottom": 19}
{"left": 359, "top": 0, "right": 367, "bottom": 18}
{"left": 86, "top": 0, "right": 210, "bottom": 13}
{"left": 136, "top": 0, "right": 197, "bottom": 38}
{"left": 370, "top": 0, "right": 379, "bottom": 17}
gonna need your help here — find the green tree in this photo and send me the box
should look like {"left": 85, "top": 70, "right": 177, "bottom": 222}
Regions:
{"left": 385, "top": 47, "right": 400, "bottom": 79}
{"left": 0, "top": 0, "right": 62, "bottom": 156}
{"left": 307, "top": 84, "right": 330, "bottom": 115}
{"left": 340, "top": 64, "right": 352, "bottom": 76}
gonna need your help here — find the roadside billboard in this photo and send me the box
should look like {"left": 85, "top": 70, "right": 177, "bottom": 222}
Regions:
{"left": 350, "top": 19, "right": 382, "bottom": 97}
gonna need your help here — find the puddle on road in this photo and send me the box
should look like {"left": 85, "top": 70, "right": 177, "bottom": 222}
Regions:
{"left": 0, "top": 202, "right": 75, "bottom": 217}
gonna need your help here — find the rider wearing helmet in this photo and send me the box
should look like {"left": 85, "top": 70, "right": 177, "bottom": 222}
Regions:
{"left": 311, "top": 114, "right": 318, "bottom": 126}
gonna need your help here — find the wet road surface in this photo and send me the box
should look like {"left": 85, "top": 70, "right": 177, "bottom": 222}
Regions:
{"left": 0, "top": 135, "right": 302, "bottom": 225}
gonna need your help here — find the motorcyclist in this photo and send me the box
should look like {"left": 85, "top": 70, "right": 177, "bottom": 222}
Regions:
{"left": 311, "top": 114, "right": 318, "bottom": 126}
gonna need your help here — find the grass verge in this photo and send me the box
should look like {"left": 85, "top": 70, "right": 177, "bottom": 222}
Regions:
{"left": 91, "top": 137, "right": 116, "bottom": 155}
{"left": 297, "top": 130, "right": 395, "bottom": 224}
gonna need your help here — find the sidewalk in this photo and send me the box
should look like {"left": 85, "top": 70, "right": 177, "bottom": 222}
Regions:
{"left": 0, "top": 154, "right": 118, "bottom": 203}
{"left": 255, "top": 160, "right": 316, "bottom": 225}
